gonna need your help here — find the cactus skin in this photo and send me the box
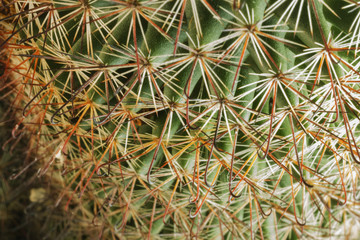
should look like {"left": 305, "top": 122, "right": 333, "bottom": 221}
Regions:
{"left": 1, "top": 0, "right": 360, "bottom": 239}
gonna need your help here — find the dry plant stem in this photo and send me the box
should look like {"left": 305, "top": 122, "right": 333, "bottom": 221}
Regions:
{"left": 2, "top": 0, "right": 360, "bottom": 239}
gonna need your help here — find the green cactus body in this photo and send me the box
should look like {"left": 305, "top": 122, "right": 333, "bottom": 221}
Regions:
{"left": 1, "top": 0, "right": 360, "bottom": 239}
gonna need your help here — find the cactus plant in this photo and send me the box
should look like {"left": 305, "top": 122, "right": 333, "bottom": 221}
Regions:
{"left": 1, "top": 0, "right": 360, "bottom": 239}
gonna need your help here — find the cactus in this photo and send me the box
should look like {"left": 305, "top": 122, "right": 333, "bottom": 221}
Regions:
{"left": 1, "top": 0, "right": 360, "bottom": 239}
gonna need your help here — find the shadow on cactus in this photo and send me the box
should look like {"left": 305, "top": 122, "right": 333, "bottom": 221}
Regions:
{"left": 1, "top": 0, "right": 360, "bottom": 239}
